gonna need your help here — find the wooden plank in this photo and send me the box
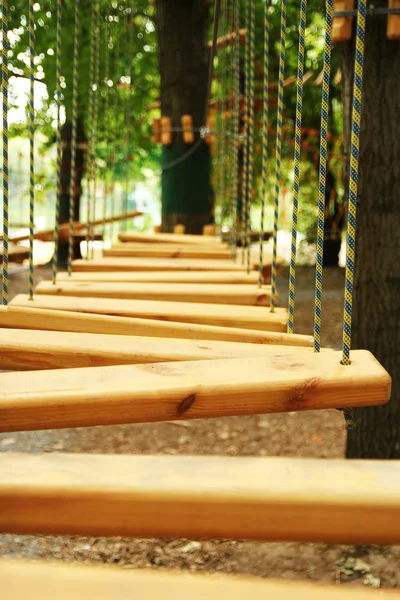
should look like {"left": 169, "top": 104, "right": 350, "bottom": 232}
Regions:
{"left": 0, "top": 452, "right": 397, "bottom": 543}
{"left": 0, "top": 306, "right": 312, "bottom": 347}
{"left": 11, "top": 294, "right": 287, "bottom": 331}
{"left": 0, "top": 245, "right": 29, "bottom": 265}
{"left": 72, "top": 257, "right": 245, "bottom": 272}
{"left": 0, "top": 350, "right": 391, "bottom": 432}
{"left": 104, "top": 245, "right": 232, "bottom": 260}
{"left": 0, "top": 328, "right": 310, "bottom": 371}
{"left": 35, "top": 281, "right": 273, "bottom": 306}
{"left": 3, "top": 562, "right": 400, "bottom": 600}
{"left": 56, "top": 270, "right": 261, "bottom": 284}
{"left": 118, "top": 231, "right": 222, "bottom": 245}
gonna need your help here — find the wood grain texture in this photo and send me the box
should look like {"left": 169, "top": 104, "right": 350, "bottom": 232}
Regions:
{"left": 35, "top": 281, "right": 273, "bottom": 306}
{"left": 104, "top": 245, "right": 232, "bottom": 260}
{"left": 56, "top": 270, "right": 261, "bottom": 284}
{"left": 0, "top": 306, "right": 311, "bottom": 346}
{"left": 0, "top": 328, "right": 309, "bottom": 370}
{"left": 0, "top": 453, "right": 397, "bottom": 543}
{"left": 118, "top": 231, "right": 221, "bottom": 245}
{"left": 0, "top": 350, "right": 391, "bottom": 432}
{"left": 72, "top": 257, "right": 245, "bottom": 272}
{"left": 2, "top": 561, "right": 400, "bottom": 600}
{"left": 11, "top": 294, "right": 288, "bottom": 331}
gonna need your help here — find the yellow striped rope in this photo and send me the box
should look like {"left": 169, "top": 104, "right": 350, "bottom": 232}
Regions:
{"left": 67, "top": 0, "right": 80, "bottom": 276}
{"left": 28, "top": 0, "right": 35, "bottom": 299}
{"left": 270, "top": 0, "right": 287, "bottom": 311}
{"left": 231, "top": 0, "right": 240, "bottom": 260}
{"left": 85, "top": 0, "right": 96, "bottom": 257}
{"left": 341, "top": 0, "right": 366, "bottom": 366}
{"left": 313, "top": 0, "right": 333, "bottom": 349}
{"left": 110, "top": 10, "right": 120, "bottom": 243}
{"left": 287, "top": 0, "right": 307, "bottom": 330}
{"left": 245, "top": 0, "right": 255, "bottom": 275}
{"left": 90, "top": 0, "right": 101, "bottom": 259}
{"left": 258, "top": 0, "right": 270, "bottom": 287}
{"left": 52, "top": 0, "right": 62, "bottom": 284}
{"left": 241, "top": 0, "right": 250, "bottom": 263}
{"left": 102, "top": 14, "right": 111, "bottom": 240}
{"left": 1, "top": 0, "right": 8, "bottom": 305}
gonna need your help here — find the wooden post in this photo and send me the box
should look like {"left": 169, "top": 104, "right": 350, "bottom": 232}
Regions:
{"left": 388, "top": 0, "right": 400, "bottom": 40}
{"left": 332, "top": 0, "right": 355, "bottom": 44}
{"left": 181, "top": 115, "right": 194, "bottom": 144}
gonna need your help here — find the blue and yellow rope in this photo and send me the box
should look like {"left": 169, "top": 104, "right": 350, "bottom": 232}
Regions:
{"left": 85, "top": 0, "right": 96, "bottom": 256}
{"left": 52, "top": 0, "right": 62, "bottom": 284}
{"left": 313, "top": 0, "right": 333, "bottom": 347}
{"left": 90, "top": 0, "right": 101, "bottom": 258}
{"left": 287, "top": 0, "right": 307, "bottom": 330}
{"left": 1, "top": 0, "right": 8, "bottom": 305}
{"left": 102, "top": 13, "right": 111, "bottom": 239}
{"left": 337, "top": 0, "right": 366, "bottom": 431}
{"left": 258, "top": 0, "right": 270, "bottom": 288}
{"left": 241, "top": 0, "right": 250, "bottom": 262}
{"left": 342, "top": 0, "right": 366, "bottom": 366}
{"left": 110, "top": 11, "right": 120, "bottom": 243}
{"left": 245, "top": 0, "right": 255, "bottom": 275}
{"left": 231, "top": 0, "right": 240, "bottom": 260}
{"left": 67, "top": 0, "right": 80, "bottom": 276}
{"left": 28, "top": 0, "right": 35, "bottom": 299}
{"left": 270, "top": 0, "right": 287, "bottom": 311}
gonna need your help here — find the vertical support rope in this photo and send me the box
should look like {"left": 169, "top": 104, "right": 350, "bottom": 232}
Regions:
{"left": 241, "top": 0, "right": 250, "bottom": 262}
{"left": 313, "top": 0, "right": 333, "bottom": 349}
{"left": 52, "top": 0, "right": 62, "bottom": 284}
{"left": 90, "top": 0, "right": 101, "bottom": 258}
{"left": 102, "top": 13, "right": 110, "bottom": 240}
{"left": 85, "top": 0, "right": 96, "bottom": 257}
{"left": 287, "top": 0, "right": 307, "bottom": 330}
{"left": 122, "top": 3, "right": 134, "bottom": 234}
{"left": 270, "top": 0, "right": 287, "bottom": 311}
{"left": 259, "top": 0, "right": 270, "bottom": 287}
{"left": 217, "top": 0, "right": 227, "bottom": 231}
{"left": 110, "top": 10, "right": 120, "bottom": 242}
{"left": 1, "top": 0, "right": 8, "bottom": 305}
{"left": 67, "top": 0, "right": 80, "bottom": 276}
{"left": 231, "top": 0, "right": 240, "bottom": 260}
{"left": 28, "top": 0, "right": 35, "bottom": 299}
{"left": 341, "top": 0, "right": 366, "bottom": 365}
{"left": 245, "top": 0, "right": 255, "bottom": 274}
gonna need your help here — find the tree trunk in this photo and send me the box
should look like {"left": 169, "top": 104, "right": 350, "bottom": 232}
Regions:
{"left": 341, "top": 5, "right": 400, "bottom": 458}
{"left": 156, "top": 0, "right": 212, "bottom": 234}
{"left": 58, "top": 118, "right": 87, "bottom": 263}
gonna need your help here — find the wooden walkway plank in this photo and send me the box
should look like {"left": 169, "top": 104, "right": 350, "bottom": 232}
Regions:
{"left": 0, "top": 306, "right": 312, "bottom": 347}
{"left": 56, "top": 270, "right": 260, "bottom": 284}
{"left": 35, "top": 281, "right": 273, "bottom": 306}
{"left": 3, "top": 562, "right": 400, "bottom": 600}
{"left": 72, "top": 257, "right": 245, "bottom": 272}
{"left": 11, "top": 294, "right": 288, "bottom": 331}
{"left": 0, "top": 328, "right": 311, "bottom": 371}
{"left": 104, "top": 244, "right": 232, "bottom": 260}
{"left": 0, "top": 453, "right": 397, "bottom": 543}
{"left": 0, "top": 350, "right": 391, "bottom": 432}
{"left": 118, "top": 231, "right": 222, "bottom": 245}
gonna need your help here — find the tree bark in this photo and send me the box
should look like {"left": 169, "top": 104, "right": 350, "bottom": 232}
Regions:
{"left": 156, "top": 0, "right": 212, "bottom": 234}
{"left": 58, "top": 118, "right": 87, "bottom": 263}
{"left": 341, "top": 5, "right": 400, "bottom": 458}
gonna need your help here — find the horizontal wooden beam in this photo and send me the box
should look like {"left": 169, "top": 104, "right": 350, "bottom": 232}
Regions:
{"left": 3, "top": 561, "right": 400, "bottom": 600}
{"left": 35, "top": 281, "right": 273, "bottom": 307}
{"left": 11, "top": 294, "right": 288, "bottom": 331}
{"left": 0, "top": 350, "right": 391, "bottom": 432}
{"left": 0, "top": 452, "right": 397, "bottom": 543}
{"left": 56, "top": 270, "right": 261, "bottom": 285}
{"left": 0, "top": 328, "right": 309, "bottom": 371}
{"left": 118, "top": 231, "right": 221, "bottom": 245}
{"left": 0, "top": 306, "right": 311, "bottom": 347}
{"left": 104, "top": 245, "right": 232, "bottom": 260}
{"left": 72, "top": 257, "right": 245, "bottom": 272}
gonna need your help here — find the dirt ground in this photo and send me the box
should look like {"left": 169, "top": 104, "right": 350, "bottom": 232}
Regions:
{"left": 0, "top": 265, "right": 399, "bottom": 589}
